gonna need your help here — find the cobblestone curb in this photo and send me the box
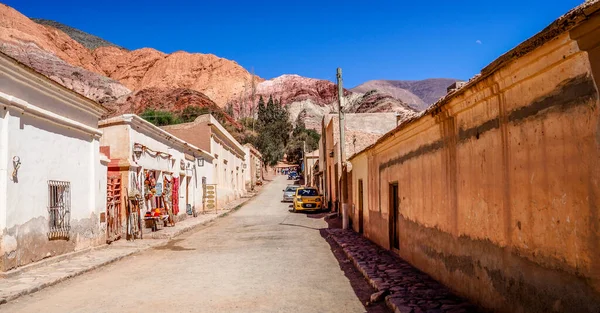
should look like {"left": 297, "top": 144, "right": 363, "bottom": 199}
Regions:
{"left": 326, "top": 229, "right": 481, "bottom": 313}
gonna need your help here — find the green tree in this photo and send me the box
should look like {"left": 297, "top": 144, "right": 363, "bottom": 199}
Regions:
{"left": 255, "top": 94, "right": 293, "bottom": 167}
{"left": 285, "top": 114, "right": 320, "bottom": 164}
{"left": 257, "top": 95, "right": 266, "bottom": 120}
{"left": 180, "top": 106, "right": 209, "bottom": 123}
{"left": 225, "top": 102, "right": 234, "bottom": 117}
{"left": 140, "top": 109, "right": 181, "bottom": 126}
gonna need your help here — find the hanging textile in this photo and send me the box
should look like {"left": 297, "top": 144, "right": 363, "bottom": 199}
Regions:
{"left": 172, "top": 177, "right": 180, "bottom": 215}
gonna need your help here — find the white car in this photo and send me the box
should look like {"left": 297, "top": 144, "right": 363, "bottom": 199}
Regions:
{"left": 282, "top": 185, "right": 301, "bottom": 202}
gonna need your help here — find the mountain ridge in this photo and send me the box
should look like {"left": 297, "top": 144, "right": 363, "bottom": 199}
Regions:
{"left": 352, "top": 78, "right": 461, "bottom": 111}
{"left": 0, "top": 5, "right": 419, "bottom": 133}
{"left": 32, "top": 18, "right": 126, "bottom": 51}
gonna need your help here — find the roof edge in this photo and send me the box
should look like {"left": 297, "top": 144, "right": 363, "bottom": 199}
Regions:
{"left": 349, "top": 0, "right": 600, "bottom": 161}
{"left": 99, "top": 114, "right": 214, "bottom": 160}
{"left": 0, "top": 51, "right": 110, "bottom": 116}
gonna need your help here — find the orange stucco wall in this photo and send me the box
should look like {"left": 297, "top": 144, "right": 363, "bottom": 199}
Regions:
{"left": 354, "top": 21, "right": 600, "bottom": 313}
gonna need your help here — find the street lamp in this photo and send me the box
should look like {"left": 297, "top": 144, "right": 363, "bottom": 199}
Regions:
{"left": 197, "top": 157, "right": 205, "bottom": 167}
{"left": 133, "top": 143, "right": 143, "bottom": 159}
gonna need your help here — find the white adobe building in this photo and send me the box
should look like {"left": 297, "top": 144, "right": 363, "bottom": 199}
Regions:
{"left": 0, "top": 52, "right": 109, "bottom": 272}
{"left": 243, "top": 143, "right": 262, "bottom": 191}
{"left": 99, "top": 114, "right": 214, "bottom": 224}
{"left": 162, "top": 114, "right": 247, "bottom": 206}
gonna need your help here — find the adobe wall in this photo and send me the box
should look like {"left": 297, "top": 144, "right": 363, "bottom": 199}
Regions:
{"left": 350, "top": 153, "right": 368, "bottom": 233}
{"left": 1, "top": 111, "right": 106, "bottom": 272}
{"left": 162, "top": 122, "right": 212, "bottom": 152}
{"left": 366, "top": 25, "right": 600, "bottom": 312}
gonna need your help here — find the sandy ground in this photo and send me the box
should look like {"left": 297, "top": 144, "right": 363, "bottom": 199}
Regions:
{"left": 1, "top": 176, "right": 382, "bottom": 313}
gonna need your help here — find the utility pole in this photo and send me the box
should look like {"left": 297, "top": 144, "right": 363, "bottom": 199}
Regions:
{"left": 251, "top": 67, "right": 256, "bottom": 132}
{"left": 336, "top": 68, "right": 348, "bottom": 229}
{"left": 303, "top": 140, "right": 307, "bottom": 186}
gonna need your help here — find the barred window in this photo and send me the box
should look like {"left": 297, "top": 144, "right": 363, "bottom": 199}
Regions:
{"left": 48, "top": 180, "right": 70, "bottom": 238}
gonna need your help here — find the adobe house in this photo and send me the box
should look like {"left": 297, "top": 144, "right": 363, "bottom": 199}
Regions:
{"left": 243, "top": 143, "right": 263, "bottom": 190}
{"left": 319, "top": 113, "right": 398, "bottom": 212}
{"left": 0, "top": 52, "right": 109, "bottom": 271}
{"left": 99, "top": 114, "right": 214, "bottom": 227}
{"left": 347, "top": 1, "right": 600, "bottom": 312}
{"left": 162, "top": 114, "right": 247, "bottom": 206}
{"left": 304, "top": 150, "right": 319, "bottom": 187}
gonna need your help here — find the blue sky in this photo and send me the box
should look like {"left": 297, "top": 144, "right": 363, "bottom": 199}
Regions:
{"left": 5, "top": 0, "right": 583, "bottom": 87}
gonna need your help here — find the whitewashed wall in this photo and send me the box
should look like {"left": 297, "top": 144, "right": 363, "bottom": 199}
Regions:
{"left": 1, "top": 108, "right": 106, "bottom": 256}
{"left": 210, "top": 137, "right": 246, "bottom": 205}
{"left": 243, "top": 146, "right": 252, "bottom": 189}
{"left": 0, "top": 54, "right": 107, "bottom": 271}
{"left": 100, "top": 117, "right": 213, "bottom": 218}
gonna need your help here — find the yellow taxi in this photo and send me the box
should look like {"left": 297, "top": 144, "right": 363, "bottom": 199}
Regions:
{"left": 293, "top": 187, "right": 322, "bottom": 212}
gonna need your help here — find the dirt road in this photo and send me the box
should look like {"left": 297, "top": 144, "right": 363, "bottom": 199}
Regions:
{"left": 1, "top": 176, "right": 371, "bottom": 313}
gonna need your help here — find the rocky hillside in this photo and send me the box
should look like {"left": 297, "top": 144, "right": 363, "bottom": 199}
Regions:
{"left": 352, "top": 78, "right": 461, "bottom": 111}
{"left": 0, "top": 3, "right": 418, "bottom": 133}
{"left": 234, "top": 75, "right": 417, "bottom": 131}
{"left": 0, "top": 3, "right": 248, "bottom": 124}
{"left": 94, "top": 47, "right": 262, "bottom": 107}
{"left": 32, "top": 18, "right": 125, "bottom": 50}
{"left": 112, "top": 87, "right": 240, "bottom": 127}
{"left": 0, "top": 4, "right": 129, "bottom": 104}
{"left": 0, "top": 4, "right": 258, "bottom": 105}
{"left": 0, "top": 41, "right": 130, "bottom": 104}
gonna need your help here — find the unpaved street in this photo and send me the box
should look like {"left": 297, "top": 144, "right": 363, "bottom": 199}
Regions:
{"left": 1, "top": 176, "right": 369, "bottom": 313}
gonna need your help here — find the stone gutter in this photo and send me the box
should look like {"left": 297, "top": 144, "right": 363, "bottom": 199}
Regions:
{"left": 326, "top": 229, "right": 482, "bottom": 313}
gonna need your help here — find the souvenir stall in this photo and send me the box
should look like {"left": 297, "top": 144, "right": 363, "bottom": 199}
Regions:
{"left": 99, "top": 114, "right": 215, "bottom": 237}
{"left": 142, "top": 169, "right": 174, "bottom": 230}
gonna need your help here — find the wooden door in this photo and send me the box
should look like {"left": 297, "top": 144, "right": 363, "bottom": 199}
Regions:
{"left": 358, "top": 179, "right": 364, "bottom": 234}
{"left": 389, "top": 183, "right": 399, "bottom": 250}
{"left": 186, "top": 177, "right": 191, "bottom": 209}
{"left": 106, "top": 175, "right": 122, "bottom": 243}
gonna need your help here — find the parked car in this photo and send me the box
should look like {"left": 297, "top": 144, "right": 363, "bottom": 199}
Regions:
{"left": 288, "top": 172, "right": 298, "bottom": 180}
{"left": 282, "top": 185, "right": 301, "bottom": 202}
{"left": 292, "top": 187, "right": 322, "bottom": 212}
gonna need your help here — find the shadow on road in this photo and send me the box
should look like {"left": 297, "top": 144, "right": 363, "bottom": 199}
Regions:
{"left": 278, "top": 223, "right": 322, "bottom": 231}
{"left": 315, "top": 214, "right": 393, "bottom": 313}
{"left": 154, "top": 239, "right": 196, "bottom": 252}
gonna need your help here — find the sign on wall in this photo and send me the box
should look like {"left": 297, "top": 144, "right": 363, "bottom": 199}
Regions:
{"left": 203, "top": 184, "right": 217, "bottom": 213}
{"left": 155, "top": 182, "right": 163, "bottom": 197}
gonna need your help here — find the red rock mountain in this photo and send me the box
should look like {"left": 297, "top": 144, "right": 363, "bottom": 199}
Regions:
{"left": 0, "top": 4, "right": 130, "bottom": 103}
{"left": 0, "top": 3, "right": 417, "bottom": 132}
{"left": 0, "top": 3, "right": 256, "bottom": 118}
{"left": 112, "top": 87, "right": 240, "bottom": 127}
{"left": 352, "top": 78, "right": 461, "bottom": 111}
{"left": 233, "top": 75, "right": 417, "bottom": 130}
{"left": 91, "top": 47, "right": 261, "bottom": 107}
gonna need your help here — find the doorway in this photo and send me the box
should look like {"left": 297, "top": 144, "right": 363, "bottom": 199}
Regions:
{"left": 186, "top": 176, "right": 191, "bottom": 211}
{"left": 358, "top": 179, "right": 364, "bottom": 234}
{"left": 106, "top": 175, "right": 122, "bottom": 243}
{"left": 389, "top": 182, "right": 399, "bottom": 251}
{"left": 334, "top": 165, "right": 339, "bottom": 212}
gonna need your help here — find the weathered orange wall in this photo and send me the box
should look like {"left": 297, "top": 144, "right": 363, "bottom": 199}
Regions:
{"left": 357, "top": 20, "right": 600, "bottom": 313}
{"left": 324, "top": 119, "right": 336, "bottom": 206}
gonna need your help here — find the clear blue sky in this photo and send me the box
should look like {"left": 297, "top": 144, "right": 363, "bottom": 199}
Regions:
{"left": 5, "top": 0, "right": 583, "bottom": 87}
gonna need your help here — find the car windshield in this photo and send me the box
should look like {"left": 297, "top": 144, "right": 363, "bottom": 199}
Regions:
{"left": 285, "top": 186, "right": 299, "bottom": 192}
{"left": 298, "top": 189, "right": 318, "bottom": 196}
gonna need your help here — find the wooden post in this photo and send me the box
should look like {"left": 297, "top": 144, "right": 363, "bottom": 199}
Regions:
{"left": 337, "top": 68, "right": 348, "bottom": 228}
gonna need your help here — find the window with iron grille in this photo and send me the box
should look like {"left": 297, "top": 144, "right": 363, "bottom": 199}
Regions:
{"left": 48, "top": 180, "right": 71, "bottom": 238}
